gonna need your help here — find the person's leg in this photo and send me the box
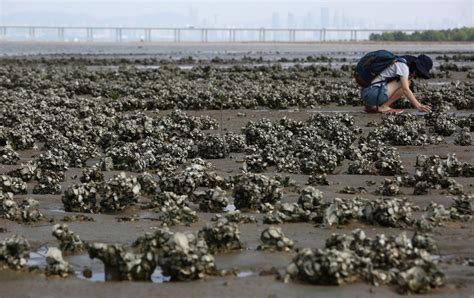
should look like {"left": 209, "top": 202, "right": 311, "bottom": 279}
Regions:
{"left": 378, "top": 81, "right": 404, "bottom": 112}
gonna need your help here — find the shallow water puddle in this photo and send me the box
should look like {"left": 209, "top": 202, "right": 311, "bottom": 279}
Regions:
{"left": 28, "top": 249, "right": 254, "bottom": 283}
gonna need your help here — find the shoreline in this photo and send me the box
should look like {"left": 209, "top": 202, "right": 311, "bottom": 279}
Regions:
{"left": 1, "top": 40, "right": 473, "bottom": 58}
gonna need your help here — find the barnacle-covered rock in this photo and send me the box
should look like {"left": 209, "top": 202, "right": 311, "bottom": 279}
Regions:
{"left": 243, "top": 153, "right": 267, "bottom": 172}
{"left": 80, "top": 166, "right": 104, "bottom": 183}
{"left": 396, "top": 263, "right": 444, "bottom": 294}
{"left": 422, "top": 202, "right": 452, "bottom": 225}
{"left": 413, "top": 181, "right": 431, "bottom": 195}
{"left": 339, "top": 186, "right": 367, "bottom": 194}
{"left": 132, "top": 227, "right": 173, "bottom": 252}
{"left": 100, "top": 172, "right": 141, "bottom": 212}
{"left": 35, "top": 149, "right": 69, "bottom": 171}
{"left": 52, "top": 224, "right": 85, "bottom": 253}
{"left": 258, "top": 226, "right": 294, "bottom": 252}
{"left": 198, "top": 218, "right": 243, "bottom": 253}
{"left": 0, "top": 235, "right": 30, "bottom": 269}
{"left": 232, "top": 173, "right": 282, "bottom": 210}
{"left": 45, "top": 247, "right": 74, "bottom": 277}
{"left": 225, "top": 132, "right": 246, "bottom": 153}
{"left": 323, "top": 197, "right": 368, "bottom": 226}
{"left": 450, "top": 194, "right": 474, "bottom": 217}
{"left": 285, "top": 247, "right": 358, "bottom": 285}
{"left": 195, "top": 186, "right": 229, "bottom": 212}
{"left": 454, "top": 127, "right": 472, "bottom": 146}
{"left": 7, "top": 162, "right": 38, "bottom": 182}
{"left": 211, "top": 210, "right": 257, "bottom": 224}
{"left": 1, "top": 126, "right": 35, "bottom": 150}
{"left": 157, "top": 232, "right": 216, "bottom": 281}
{"left": 160, "top": 163, "right": 226, "bottom": 195}
{"left": 33, "top": 171, "right": 62, "bottom": 194}
{"left": 368, "top": 113, "right": 442, "bottom": 146}
{"left": 0, "top": 197, "right": 43, "bottom": 222}
{"left": 263, "top": 202, "right": 311, "bottom": 224}
{"left": 297, "top": 186, "right": 324, "bottom": 212}
{"left": 286, "top": 229, "right": 444, "bottom": 293}
{"left": 0, "top": 175, "right": 27, "bottom": 194}
{"left": 0, "top": 145, "right": 20, "bottom": 165}
{"left": 426, "top": 112, "right": 458, "bottom": 136}
{"left": 362, "top": 197, "right": 418, "bottom": 227}
{"left": 87, "top": 243, "right": 157, "bottom": 281}
{"left": 347, "top": 140, "right": 405, "bottom": 175}
{"left": 307, "top": 173, "right": 329, "bottom": 186}
{"left": 135, "top": 172, "right": 157, "bottom": 195}
{"left": 376, "top": 178, "right": 401, "bottom": 196}
{"left": 152, "top": 192, "right": 198, "bottom": 226}
{"left": 198, "top": 134, "right": 228, "bottom": 159}
{"left": 105, "top": 143, "right": 156, "bottom": 172}
{"left": 62, "top": 182, "right": 100, "bottom": 213}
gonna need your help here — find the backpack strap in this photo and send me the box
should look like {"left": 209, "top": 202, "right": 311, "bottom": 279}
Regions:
{"left": 367, "top": 57, "right": 407, "bottom": 87}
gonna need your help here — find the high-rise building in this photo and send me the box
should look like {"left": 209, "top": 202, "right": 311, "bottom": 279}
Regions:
{"left": 272, "top": 12, "right": 280, "bottom": 28}
{"left": 320, "top": 7, "right": 329, "bottom": 28}
{"left": 287, "top": 12, "right": 296, "bottom": 28}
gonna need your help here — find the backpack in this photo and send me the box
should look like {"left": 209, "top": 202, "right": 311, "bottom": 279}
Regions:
{"left": 354, "top": 50, "right": 405, "bottom": 88}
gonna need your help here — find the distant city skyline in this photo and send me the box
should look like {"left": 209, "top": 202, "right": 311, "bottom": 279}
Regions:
{"left": 1, "top": 1, "right": 472, "bottom": 30}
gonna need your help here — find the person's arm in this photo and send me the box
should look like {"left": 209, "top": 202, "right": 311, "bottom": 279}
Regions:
{"left": 400, "top": 77, "right": 431, "bottom": 112}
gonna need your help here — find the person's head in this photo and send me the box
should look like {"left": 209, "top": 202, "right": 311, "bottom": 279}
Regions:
{"left": 404, "top": 55, "right": 433, "bottom": 79}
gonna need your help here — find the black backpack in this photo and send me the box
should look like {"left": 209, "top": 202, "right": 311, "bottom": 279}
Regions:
{"left": 354, "top": 50, "right": 405, "bottom": 88}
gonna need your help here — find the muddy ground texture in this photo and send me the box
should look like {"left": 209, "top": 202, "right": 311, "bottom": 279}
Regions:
{"left": 0, "top": 48, "right": 473, "bottom": 298}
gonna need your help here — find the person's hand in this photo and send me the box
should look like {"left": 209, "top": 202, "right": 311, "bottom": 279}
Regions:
{"left": 416, "top": 103, "right": 432, "bottom": 113}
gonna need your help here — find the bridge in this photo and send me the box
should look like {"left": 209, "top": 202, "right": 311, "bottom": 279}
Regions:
{"left": 0, "top": 25, "right": 426, "bottom": 43}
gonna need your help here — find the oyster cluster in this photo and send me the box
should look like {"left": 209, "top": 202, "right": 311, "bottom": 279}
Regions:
{"left": 242, "top": 114, "right": 359, "bottom": 175}
{"left": 198, "top": 218, "right": 243, "bottom": 253}
{"left": 87, "top": 242, "right": 157, "bottom": 281}
{"left": 347, "top": 139, "right": 405, "bottom": 175}
{"left": 0, "top": 195, "right": 43, "bottom": 222}
{"left": 159, "top": 162, "right": 226, "bottom": 196}
{"left": 285, "top": 229, "right": 444, "bottom": 293}
{"left": 157, "top": 232, "right": 216, "bottom": 281}
{"left": 454, "top": 127, "right": 472, "bottom": 146}
{"left": 232, "top": 173, "right": 282, "bottom": 210}
{"left": 62, "top": 181, "right": 100, "bottom": 213}
{"left": 62, "top": 172, "right": 141, "bottom": 213}
{"left": 263, "top": 202, "right": 311, "bottom": 224}
{"left": 0, "top": 145, "right": 20, "bottom": 165}
{"left": 100, "top": 172, "right": 141, "bottom": 212}
{"left": 45, "top": 247, "right": 74, "bottom": 277}
{"left": 258, "top": 226, "right": 294, "bottom": 252}
{"left": 132, "top": 227, "right": 174, "bottom": 252}
{"left": 376, "top": 178, "right": 401, "bottom": 196}
{"left": 210, "top": 210, "right": 257, "bottom": 224}
{"left": 323, "top": 197, "right": 368, "bottom": 226}
{"left": 362, "top": 197, "right": 418, "bottom": 228}
{"left": 52, "top": 224, "right": 86, "bottom": 253}
{"left": 0, "top": 235, "right": 30, "bottom": 269}
{"left": 152, "top": 191, "right": 198, "bottom": 226}
{"left": 413, "top": 154, "right": 473, "bottom": 194}
{"left": 32, "top": 170, "right": 63, "bottom": 195}
{"left": 368, "top": 113, "right": 442, "bottom": 146}
{"left": 0, "top": 175, "right": 27, "bottom": 194}
{"left": 194, "top": 186, "right": 229, "bottom": 213}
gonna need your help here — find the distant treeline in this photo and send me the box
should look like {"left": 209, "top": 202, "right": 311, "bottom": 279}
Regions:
{"left": 369, "top": 27, "right": 474, "bottom": 41}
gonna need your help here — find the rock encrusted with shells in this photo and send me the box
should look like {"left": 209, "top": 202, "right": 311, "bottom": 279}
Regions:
{"left": 258, "top": 226, "right": 294, "bottom": 252}
{"left": 0, "top": 235, "right": 30, "bottom": 269}
{"left": 87, "top": 242, "right": 157, "bottom": 281}
{"left": 285, "top": 229, "right": 444, "bottom": 293}
{"left": 52, "top": 224, "right": 86, "bottom": 253}
{"left": 157, "top": 232, "right": 216, "bottom": 281}
{"left": 198, "top": 218, "right": 243, "bottom": 253}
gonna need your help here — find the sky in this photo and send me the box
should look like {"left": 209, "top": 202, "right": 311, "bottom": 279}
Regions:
{"left": 0, "top": 0, "right": 472, "bottom": 29}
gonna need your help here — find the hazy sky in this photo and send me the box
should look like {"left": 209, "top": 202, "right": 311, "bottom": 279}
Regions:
{"left": 1, "top": 0, "right": 472, "bottom": 29}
